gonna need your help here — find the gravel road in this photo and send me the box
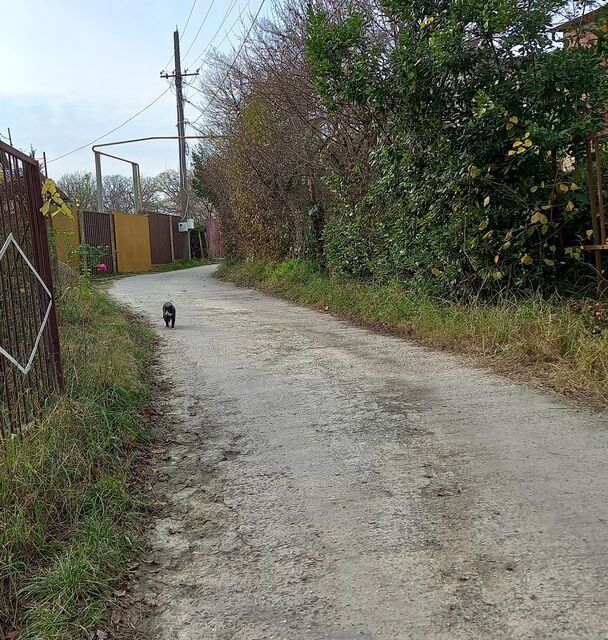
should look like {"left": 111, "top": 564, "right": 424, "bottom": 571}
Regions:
{"left": 110, "top": 265, "right": 608, "bottom": 640}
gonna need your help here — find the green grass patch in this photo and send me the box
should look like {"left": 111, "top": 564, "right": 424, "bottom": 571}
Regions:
{"left": 0, "top": 279, "right": 155, "bottom": 638}
{"left": 218, "top": 258, "right": 608, "bottom": 406}
{"left": 150, "top": 258, "right": 212, "bottom": 273}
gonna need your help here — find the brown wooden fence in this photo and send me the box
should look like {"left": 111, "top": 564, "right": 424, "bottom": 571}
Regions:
{"left": 0, "top": 142, "right": 62, "bottom": 437}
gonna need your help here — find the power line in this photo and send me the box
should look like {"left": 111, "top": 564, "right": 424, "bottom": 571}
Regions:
{"left": 186, "top": 0, "right": 241, "bottom": 68}
{"left": 184, "top": 0, "right": 252, "bottom": 92}
{"left": 181, "top": 0, "right": 218, "bottom": 63}
{"left": 181, "top": 0, "right": 199, "bottom": 39}
{"left": 190, "top": 0, "right": 267, "bottom": 127}
{"left": 161, "top": 0, "right": 200, "bottom": 73}
{"left": 47, "top": 87, "right": 172, "bottom": 164}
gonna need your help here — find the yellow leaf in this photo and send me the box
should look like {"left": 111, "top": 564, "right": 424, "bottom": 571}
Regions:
{"left": 531, "top": 212, "right": 548, "bottom": 225}
{"left": 541, "top": 224, "right": 549, "bottom": 235}
{"left": 566, "top": 200, "right": 575, "bottom": 212}
{"left": 501, "top": 241, "right": 511, "bottom": 251}
{"left": 516, "top": 146, "right": 526, "bottom": 154}
{"left": 508, "top": 150, "right": 516, "bottom": 157}
{"left": 494, "top": 254, "right": 500, "bottom": 264}
{"left": 482, "top": 230, "right": 493, "bottom": 240}
{"left": 431, "top": 267, "right": 441, "bottom": 277}
{"left": 586, "top": 229, "right": 594, "bottom": 239}
{"left": 40, "top": 201, "right": 51, "bottom": 216}
{"left": 510, "top": 116, "right": 519, "bottom": 124}
{"left": 483, "top": 195, "right": 490, "bottom": 207}
{"left": 544, "top": 258, "right": 555, "bottom": 266}
{"left": 505, "top": 230, "right": 513, "bottom": 241}
{"left": 492, "top": 271, "right": 503, "bottom": 280}
{"left": 521, "top": 254, "right": 533, "bottom": 265}
{"left": 524, "top": 131, "right": 530, "bottom": 139}
{"left": 570, "top": 183, "right": 579, "bottom": 191}
{"left": 513, "top": 140, "right": 522, "bottom": 148}
{"left": 506, "top": 122, "right": 513, "bottom": 131}
{"left": 530, "top": 186, "right": 538, "bottom": 193}
{"left": 558, "top": 184, "right": 569, "bottom": 193}
{"left": 479, "top": 218, "right": 489, "bottom": 230}
{"left": 524, "top": 139, "right": 532, "bottom": 147}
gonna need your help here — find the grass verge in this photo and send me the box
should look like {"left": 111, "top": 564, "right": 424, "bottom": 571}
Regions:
{"left": 218, "top": 258, "right": 608, "bottom": 407}
{"left": 0, "top": 278, "right": 154, "bottom": 639}
{"left": 150, "top": 258, "right": 212, "bottom": 273}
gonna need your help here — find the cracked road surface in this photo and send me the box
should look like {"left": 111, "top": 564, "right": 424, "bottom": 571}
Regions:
{"left": 111, "top": 265, "right": 608, "bottom": 639}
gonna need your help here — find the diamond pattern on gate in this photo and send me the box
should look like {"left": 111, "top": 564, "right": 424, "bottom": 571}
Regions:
{"left": 0, "top": 233, "right": 53, "bottom": 375}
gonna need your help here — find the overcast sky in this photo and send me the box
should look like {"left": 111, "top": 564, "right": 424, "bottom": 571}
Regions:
{"left": 0, "top": 0, "right": 268, "bottom": 179}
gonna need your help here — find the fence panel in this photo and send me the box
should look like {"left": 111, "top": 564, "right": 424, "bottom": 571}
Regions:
{"left": 206, "top": 215, "right": 224, "bottom": 259}
{"left": 113, "top": 212, "right": 151, "bottom": 273}
{"left": 148, "top": 213, "right": 173, "bottom": 265}
{"left": 81, "top": 211, "right": 115, "bottom": 274}
{"left": 0, "top": 142, "right": 63, "bottom": 438}
{"left": 172, "top": 217, "right": 189, "bottom": 261}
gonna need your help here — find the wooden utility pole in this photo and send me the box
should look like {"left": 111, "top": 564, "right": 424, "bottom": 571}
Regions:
{"left": 161, "top": 29, "right": 199, "bottom": 222}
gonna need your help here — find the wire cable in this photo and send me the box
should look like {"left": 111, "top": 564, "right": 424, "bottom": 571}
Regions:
{"left": 186, "top": 0, "right": 242, "bottom": 68}
{"left": 190, "top": 0, "right": 267, "bottom": 127}
{"left": 161, "top": 0, "right": 200, "bottom": 73}
{"left": 182, "top": 0, "right": 218, "bottom": 63}
{"left": 47, "top": 87, "right": 172, "bottom": 163}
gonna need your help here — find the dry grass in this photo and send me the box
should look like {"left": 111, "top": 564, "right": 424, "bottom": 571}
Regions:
{"left": 0, "top": 279, "right": 154, "bottom": 638}
{"left": 218, "top": 259, "right": 608, "bottom": 407}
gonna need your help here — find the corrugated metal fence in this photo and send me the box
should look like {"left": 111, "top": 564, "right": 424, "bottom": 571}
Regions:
{"left": 54, "top": 210, "right": 225, "bottom": 271}
{"left": 148, "top": 212, "right": 174, "bottom": 265}
{"left": 0, "top": 142, "right": 62, "bottom": 438}
{"left": 80, "top": 211, "right": 116, "bottom": 274}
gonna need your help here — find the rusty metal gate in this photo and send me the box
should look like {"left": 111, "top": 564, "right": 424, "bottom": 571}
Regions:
{"left": 0, "top": 142, "right": 63, "bottom": 437}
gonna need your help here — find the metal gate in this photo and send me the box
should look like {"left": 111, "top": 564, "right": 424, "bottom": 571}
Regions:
{"left": 0, "top": 142, "right": 63, "bottom": 437}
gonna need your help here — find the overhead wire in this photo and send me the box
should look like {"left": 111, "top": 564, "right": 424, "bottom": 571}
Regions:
{"left": 183, "top": 0, "right": 253, "bottom": 99}
{"left": 47, "top": 87, "right": 172, "bottom": 163}
{"left": 189, "top": 0, "right": 267, "bottom": 128}
{"left": 181, "top": 0, "right": 218, "bottom": 63}
{"left": 161, "top": 0, "right": 200, "bottom": 73}
{"left": 186, "top": 0, "right": 242, "bottom": 68}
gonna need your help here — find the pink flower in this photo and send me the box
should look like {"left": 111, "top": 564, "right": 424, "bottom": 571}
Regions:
{"left": 97, "top": 263, "right": 108, "bottom": 273}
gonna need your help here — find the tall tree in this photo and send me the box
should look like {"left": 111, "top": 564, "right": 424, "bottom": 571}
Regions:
{"left": 56, "top": 171, "right": 97, "bottom": 210}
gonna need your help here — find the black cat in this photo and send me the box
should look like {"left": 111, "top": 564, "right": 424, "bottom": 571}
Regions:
{"left": 163, "top": 302, "right": 176, "bottom": 329}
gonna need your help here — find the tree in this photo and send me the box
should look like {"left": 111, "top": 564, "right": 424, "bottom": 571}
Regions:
{"left": 57, "top": 171, "right": 97, "bottom": 210}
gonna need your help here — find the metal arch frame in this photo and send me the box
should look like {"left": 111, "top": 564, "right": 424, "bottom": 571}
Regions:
{"left": 92, "top": 135, "right": 222, "bottom": 219}
{"left": 94, "top": 149, "right": 143, "bottom": 214}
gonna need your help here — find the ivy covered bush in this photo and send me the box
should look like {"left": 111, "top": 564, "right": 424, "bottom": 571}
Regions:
{"left": 306, "top": 0, "right": 608, "bottom": 296}
{"left": 194, "top": 0, "right": 608, "bottom": 299}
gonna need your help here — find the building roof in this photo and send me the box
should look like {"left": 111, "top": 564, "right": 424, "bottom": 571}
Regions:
{"left": 552, "top": 4, "right": 608, "bottom": 32}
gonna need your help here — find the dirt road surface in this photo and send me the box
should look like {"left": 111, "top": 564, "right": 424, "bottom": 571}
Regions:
{"left": 111, "top": 266, "right": 608, "bottom": 640}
